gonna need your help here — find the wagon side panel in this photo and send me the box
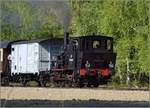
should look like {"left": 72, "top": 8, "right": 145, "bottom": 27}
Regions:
{"left": 39, "top": 41, "right": 50, "bottom": 72}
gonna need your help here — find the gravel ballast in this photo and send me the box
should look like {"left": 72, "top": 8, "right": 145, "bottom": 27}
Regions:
{"left": 0, "top": 87, "right": 149, "bottom": 101}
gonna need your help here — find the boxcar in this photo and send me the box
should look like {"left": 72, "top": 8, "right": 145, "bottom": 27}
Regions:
{"left": 10, "top": 38, "right": 63, "bottom": 86}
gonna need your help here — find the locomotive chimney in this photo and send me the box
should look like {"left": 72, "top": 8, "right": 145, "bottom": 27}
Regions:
{"left": 64, "top": 32, "right": 69, "bottom": 49}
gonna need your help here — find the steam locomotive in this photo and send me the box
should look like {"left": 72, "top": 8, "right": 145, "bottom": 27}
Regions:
{"left": 50, "top": 33, "right": 116, "bottom": 87}
{"left": 0, "top": 33, "right": 116, "bottom": 87}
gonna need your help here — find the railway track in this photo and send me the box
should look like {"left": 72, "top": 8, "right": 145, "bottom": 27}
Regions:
{"left": 1, "top": 86, "right": 149, "bottom": 101}
{"left": 1, "top": 82, "right": 148, "bottom": 91}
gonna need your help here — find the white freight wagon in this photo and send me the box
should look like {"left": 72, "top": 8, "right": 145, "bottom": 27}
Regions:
{"left": 11, "top": 39, "right": 63, "bottom": 75}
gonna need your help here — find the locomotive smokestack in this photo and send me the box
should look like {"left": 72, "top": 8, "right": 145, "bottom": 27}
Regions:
{"left": 64, "top": 32, "right": 69, "bottom": 49}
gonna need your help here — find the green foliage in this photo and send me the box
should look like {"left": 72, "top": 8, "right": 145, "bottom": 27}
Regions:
{"left": 0, "top": 1, "right": 64, "bottom": 40}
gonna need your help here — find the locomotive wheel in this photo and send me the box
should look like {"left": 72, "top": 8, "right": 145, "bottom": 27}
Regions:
{"left": 93, "top": 79, "right": 99, "bottom": 87}
{"left": 79, "top": 79, "right": 84, "bottom": 88}
{"left": 75, "top": 77, "right": 85, "bottom": 88}
{"left": 80, "top": 77, "right": 85, "bottom": 88}
{"left": 93, "top": 83, "right": 99, "bottom": 87}
{"left": 64, "top": 80, "right": 73, "bottom": 87}
{"left": 87, "top": 84, "right": 91, "bottom": 87}
{"left": 79, "top": 83, "right": 84, "bottom": 88}
{"left": 68, "top": 81, "right": 73, "bottom": 87}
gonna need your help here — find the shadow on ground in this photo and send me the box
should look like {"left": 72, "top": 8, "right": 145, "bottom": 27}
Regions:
{"left": 1, "top": 99, "right": 149, "bottom": 107}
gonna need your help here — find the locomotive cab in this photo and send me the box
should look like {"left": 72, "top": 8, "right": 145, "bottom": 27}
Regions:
{"left": 79, "top": 35, "right": 116, "bottom": 69}
{"left": 69, "top": 35, "right": 116, "bottom": 87}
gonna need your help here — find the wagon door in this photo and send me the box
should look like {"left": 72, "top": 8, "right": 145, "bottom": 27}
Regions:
{"left": 27, "top": 43, "right": 39, "bottom": 74}
{"left": 19, "top": 44, "right": 27, "bottom": 73}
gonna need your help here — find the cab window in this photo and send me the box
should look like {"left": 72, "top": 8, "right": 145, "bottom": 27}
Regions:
{"left": 107, "top": 40, "right": 111, "bottom": 50}
{"left": 93, "top": 41, "right": 101, "bottom": 48}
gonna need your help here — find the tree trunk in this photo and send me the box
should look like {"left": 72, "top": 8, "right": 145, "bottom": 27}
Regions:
{"left": 126, "top": 57, "right": 130, "bottom": 87}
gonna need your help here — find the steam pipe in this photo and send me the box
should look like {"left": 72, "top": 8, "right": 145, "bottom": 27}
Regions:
{"left": 64, "top": 32, "right": 69, "bottom": 50}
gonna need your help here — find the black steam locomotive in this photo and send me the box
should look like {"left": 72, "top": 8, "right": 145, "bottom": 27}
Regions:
{"left": 50, "top": 33, "right": 116, "bottom": 87}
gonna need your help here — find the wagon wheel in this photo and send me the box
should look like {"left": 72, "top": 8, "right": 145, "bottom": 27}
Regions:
{"left": 38, "top": 75, "right": 47, "bottom": 87}
{"left": 38, "top": 81, "right": 42, "bottom": 87}
{"left": 38, "top": 80, "right": 46, "bottom": 87}
{"left": 41, "top": 81, "right": 47, "bottom": 87}
{"left": 1, "top": 77, "right": 9, "bottom": 86}
{"left": 22, "top": 81, "right": 27, "bottom": 87}
{"left": 20, "top": 78, "right": 27, "bottom": 87}
{"left": 4, "top": 77, "right": 10, "bottom": 86}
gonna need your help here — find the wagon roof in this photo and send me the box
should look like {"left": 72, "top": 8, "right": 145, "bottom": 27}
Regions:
{"left": 12, "top": 38, "right": 63, "bottom": 45}
{"left": 0, "top": 41, "right": 12, "bottom": 48}
{"left": 0, "top": 40, "right": 26, "bottom": 48}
